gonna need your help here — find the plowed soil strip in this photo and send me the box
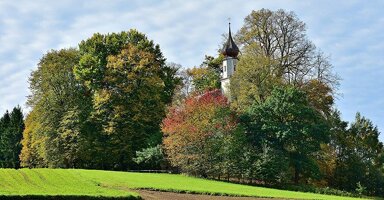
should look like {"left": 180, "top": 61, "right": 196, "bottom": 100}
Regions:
{"left": 136, "top": 190, "right": 286, "bottom": 200}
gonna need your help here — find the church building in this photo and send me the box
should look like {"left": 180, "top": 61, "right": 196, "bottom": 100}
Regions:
{"left": 220, "top": 23, "right": 240, "bottom": 96}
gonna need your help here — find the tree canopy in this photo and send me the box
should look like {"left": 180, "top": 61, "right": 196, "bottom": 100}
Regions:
{"left": 231, "top": 9, "right": 338, "bottom": 115}
{"left": 162, "top": 90, "right": 242, "bottom": 177}
{"left": 20, "top": 30, "right": 181, "bottom": 170}
{"left": 242, "top": 86, "right": 330, "bottom": 184}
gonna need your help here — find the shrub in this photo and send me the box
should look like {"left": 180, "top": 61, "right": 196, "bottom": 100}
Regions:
{"left": 133, "top": 145, "right": 165, "bottom": 170}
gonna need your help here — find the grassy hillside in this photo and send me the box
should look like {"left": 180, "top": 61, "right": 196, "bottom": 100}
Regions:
{"left": 0, "top": 168, "right": 370, "bottom": 199}
{"left": 0, "top": 168, "right": 137, "bottom": 199}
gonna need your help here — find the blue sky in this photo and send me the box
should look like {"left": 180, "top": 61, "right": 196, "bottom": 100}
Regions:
{"left": 0, "top": 0, "right": 383, "bottom": 141}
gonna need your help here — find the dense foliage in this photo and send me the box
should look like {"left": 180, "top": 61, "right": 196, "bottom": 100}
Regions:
{"left": 231, "top": 9, "right": 337, "bottom": 115}
{"left": 20, "top": 48, "right": 89, "bottom": 168}
{"left": 163, "top": 90, "right": 242, "bottom": 177}
{"left": 327, "top": 111, "right": 384, "bottom": 196}
{"left": 20, "top": 30, "right": 180, "bottom": 170}
{"left": 0, "top": 107, "right": 24, "bottom": 168}
{"left": 161, "top": 8, "right": 383, "bottom": 197}
{"left": 0, "top": 8, "right": 382, "bottom": 198}
{"left": 242, "top": 86, "right": 330, "bottom": 184}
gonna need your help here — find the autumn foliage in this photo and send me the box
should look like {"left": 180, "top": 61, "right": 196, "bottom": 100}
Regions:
{"left": 162, "top": 90, "right": 238, "bottom": 176}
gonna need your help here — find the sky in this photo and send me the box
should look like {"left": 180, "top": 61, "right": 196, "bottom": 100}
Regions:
{"left": 0, "top": 0, "right": 383, "bottom": 141}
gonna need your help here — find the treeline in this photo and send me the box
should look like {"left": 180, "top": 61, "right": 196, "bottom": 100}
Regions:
{"left": 0, "top": 8, "right": 382, "bottom": 198}
{"left": 163, "top": 88, "right": 384, "bottom": 196}
{"left": 0, "top": 107, "right": 24, "bottom": 168}
{"left": 162, "top": 9, "right": 384, "bottom": 197}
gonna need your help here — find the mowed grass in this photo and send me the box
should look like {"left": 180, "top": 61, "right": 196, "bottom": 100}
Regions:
{"left": 0, "top": 168, "right": 370, "bottom": 200}
{"left": 0, "top": 168, "right": 137, "bottom": 198}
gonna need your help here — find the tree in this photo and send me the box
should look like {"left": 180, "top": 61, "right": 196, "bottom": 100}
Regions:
{"left": 185, "top": 55, "right": 223, "bottom": 95}
{"left": 242, "top": 86, "right": 329, "bottom": 184}
{"left": 74, "top": 30, "right": 179, "bottom": 105}
{"left": 8, "top": 107, "right": 24, "bottom": 168}
{"left": 302, "top": 79, "right": 334, "bottom": 116}
{"left": 20, "top": 109, "right": 46, "bottom": 168}
{"left": 232, "top": 9, "right": 338, "bottom": 114}
{"left": 230, "top": 50, "right": 282, "bottom": 111}
{"left": 188, "top": 66, "right": 220, "bottom": 93}
{"left": 172, "top": 66, "right": 193, "bottom": 106}
{"left": 162, "top": 90, "right": 239, "bottom": 177}
{"left": 73, "top": 30, "right": 180, "bottom": 170}
{"left": 22, "top": 48, "right": 89, "bottom": 168}
{"left": 57, "top": 107, "right": 83, "bottom": 168}
{"left": 330, "top": 112, "right": 384, "bottom": 196}
{"left": 0, "top": 107, "right": 24, "bottom": 168}
{"left": 237, "top": 9, "right": 338, "bottom": 86}
{"left": 89, "top": 44, "right": 174, "bottom": 169}
{"left": 253, "top": 142, "right": 289, "bottom": 185}
{"left": 0, "top": 110, "right": 11, "bottom": 168}
{"left": 202, "top": 55, "right": 224, "bottom": 74}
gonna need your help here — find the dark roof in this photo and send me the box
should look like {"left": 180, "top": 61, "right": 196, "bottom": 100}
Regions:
{"left": 221, "top": 23, "right": 239, "bottom": 58}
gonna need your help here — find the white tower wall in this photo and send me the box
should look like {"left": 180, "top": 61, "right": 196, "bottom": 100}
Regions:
{"left": 221, "top": 57, "right": 237, "bottom": 95}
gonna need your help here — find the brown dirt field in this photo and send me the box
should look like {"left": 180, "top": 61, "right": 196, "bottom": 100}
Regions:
{"left": 136, "top": 190, "right": 286, "bottom": 200}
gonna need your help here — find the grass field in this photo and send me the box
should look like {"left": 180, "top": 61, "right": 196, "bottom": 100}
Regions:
{"left": 0, "top": 168, "right": 371, "bottom": 199}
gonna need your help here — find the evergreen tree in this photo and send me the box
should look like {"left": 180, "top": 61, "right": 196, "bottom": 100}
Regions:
{"left": 0, "top": 111, "right": 11, "bottom": 167}
{"left": 0, "top": 107, "right": 24, "bottom": 168}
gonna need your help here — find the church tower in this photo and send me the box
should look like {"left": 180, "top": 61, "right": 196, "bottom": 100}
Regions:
{"left": 221, "top": 22, "right": 240, "bottom": 96}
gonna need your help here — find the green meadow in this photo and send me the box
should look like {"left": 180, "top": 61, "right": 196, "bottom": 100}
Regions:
{"left": 0, "top": 168, "right": 371, "bottom": 199}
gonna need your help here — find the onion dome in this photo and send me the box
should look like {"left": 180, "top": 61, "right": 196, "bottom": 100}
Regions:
{"left": 221, "top": 23, "right": 239, "bottom": 58}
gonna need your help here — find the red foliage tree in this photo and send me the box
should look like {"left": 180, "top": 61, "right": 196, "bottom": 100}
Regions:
{"left": 162, "top": 89, "right": 238, "bottom": 176}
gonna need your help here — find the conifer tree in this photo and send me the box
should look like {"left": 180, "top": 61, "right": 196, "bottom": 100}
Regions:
{"left": 0, "top": 107, "right": 24, "bottom": 168}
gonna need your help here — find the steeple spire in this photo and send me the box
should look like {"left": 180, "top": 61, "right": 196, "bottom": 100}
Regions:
{"left": 220, "top": 21, "right": 239, "bottom": 96}
{"left": 221, "top": 21, "right": 239, "bottom": 58}
{"left": 228, "top": 17, "right": 232, "bottom": 38}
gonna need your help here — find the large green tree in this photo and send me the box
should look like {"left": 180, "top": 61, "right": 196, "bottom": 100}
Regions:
{"left": 21, "top": 48, "right": 90, "bottom": 168}
{"left": 74, "top": 30, "right": 180, "bottom": 170}
{"left": 242, "top": 86, "right": 329, "bottom": 184}
{"left": 74, "top": 30, "right": 179, "bottom": 105}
